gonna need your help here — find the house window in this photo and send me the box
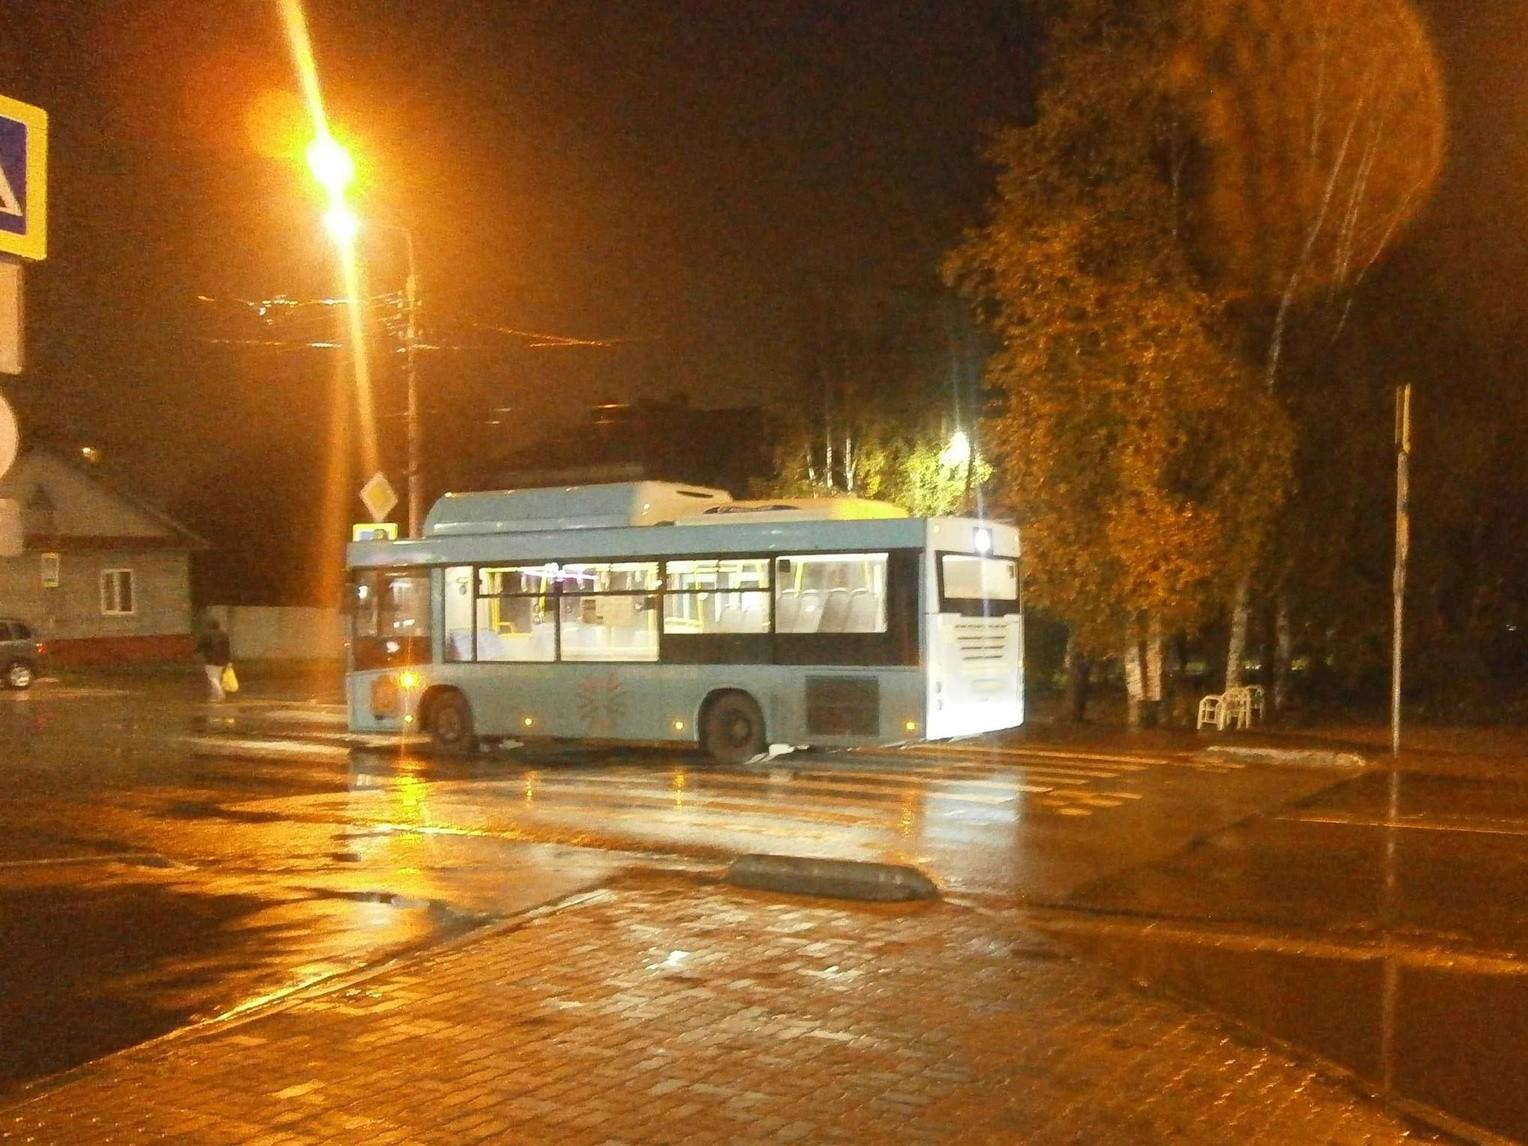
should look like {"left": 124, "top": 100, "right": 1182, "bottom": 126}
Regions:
{"left": 40, "top": 552, "right": 60, "bottom": 588}
{"left": 101, "top": 569, "right": 136, "bottom": 615}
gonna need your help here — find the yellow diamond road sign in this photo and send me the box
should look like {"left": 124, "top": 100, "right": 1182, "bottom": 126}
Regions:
{"left": 359, "top": 472, "right": 398, "bottom": 522}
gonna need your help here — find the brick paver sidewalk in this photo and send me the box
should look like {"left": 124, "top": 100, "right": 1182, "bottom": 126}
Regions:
{"left": 1, "top": 875, "right": 1454, "bottom": 1145}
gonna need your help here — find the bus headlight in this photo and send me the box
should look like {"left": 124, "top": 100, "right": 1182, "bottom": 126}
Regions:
{"left": 973, "top": 527, "right": 993, "bottom": 554}
{"left": 398, "top": 670, "right": 420, "bottom": 690}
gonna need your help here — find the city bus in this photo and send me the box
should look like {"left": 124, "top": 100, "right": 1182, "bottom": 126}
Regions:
{"left": 345, "top": 481, "right": 1022, "bottom": 761}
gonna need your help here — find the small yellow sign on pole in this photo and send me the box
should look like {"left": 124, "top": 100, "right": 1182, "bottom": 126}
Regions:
{"left": 351, "top": 522, "right": 399, "bottom": 542}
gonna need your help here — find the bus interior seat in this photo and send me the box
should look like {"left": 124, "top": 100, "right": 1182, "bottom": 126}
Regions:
{"left": 775, "top": 590, "right": 801, "bottom": 633}
{"left": 739, "top": 597, "right": 767, "bottom": 632}
{"left": 847, "top": 588, "right": 879, "bottom": 632}
{"left": 818, "top": 588, "right": 851, "bottom": 633}
{"left": 795, "top": 590, "right": 825, "bottom": 632}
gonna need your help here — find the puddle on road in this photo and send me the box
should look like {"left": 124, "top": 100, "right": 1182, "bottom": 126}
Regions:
{"left": 0, "top": 875, "right": 481, "bottom": 1094}
{"left": 1048, "top": 768, "right": 1528, "bottom": 1142}
{"left": 158, "top": 800, "right": 291, "bottom": 824}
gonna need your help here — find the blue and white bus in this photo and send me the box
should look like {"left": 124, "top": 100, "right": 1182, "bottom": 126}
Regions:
{"left": 345, "top": 481, "right": 1022, "bottom": 761}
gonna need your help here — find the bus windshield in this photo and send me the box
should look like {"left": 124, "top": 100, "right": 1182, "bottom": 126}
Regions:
{"left": 350, "top": 568, "right": 431, "bottom": 669}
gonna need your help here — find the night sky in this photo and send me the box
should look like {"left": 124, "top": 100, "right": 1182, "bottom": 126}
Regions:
{"left": 0, "top": 2, "right": 1036, "bottom": 496}
{"left": 0, "top": 1, "right": 1523, "bottom": 591}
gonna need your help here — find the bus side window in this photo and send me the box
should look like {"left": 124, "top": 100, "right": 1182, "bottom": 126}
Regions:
{"left": 475, "top": 565, "right": 556, "bottom": 662}
{"left": 774, "top": 554, "right": 887, "bottom": 634}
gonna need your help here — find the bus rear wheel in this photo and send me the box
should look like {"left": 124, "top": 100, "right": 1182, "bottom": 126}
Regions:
{"left": 428, "top": 690, "right": 478, "bottom": 755}
{"left": 701, "top": 692, "right": 765, "bottom": 764}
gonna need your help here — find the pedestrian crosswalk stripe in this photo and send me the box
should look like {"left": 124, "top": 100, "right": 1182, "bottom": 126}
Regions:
{"left": 516, "top": 766, "right": 1055, "bottom": 800}
{"left": 181, "top": 735, "right": 352, "bottom": 759}
{"left": 881, "top": 743, "right": 1159, "bottom": 770}
{"left": 473, "top": 773, "right": 1044, "bottom": 811}
{"left": 841, "top": 753, "right": 1128, "bottom": 781}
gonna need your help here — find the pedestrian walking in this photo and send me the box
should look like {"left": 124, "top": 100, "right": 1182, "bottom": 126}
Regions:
{"left": 195, "top": 619, "right": 234, "bottom": 702}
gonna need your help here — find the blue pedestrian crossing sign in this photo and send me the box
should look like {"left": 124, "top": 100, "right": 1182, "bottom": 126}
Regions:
{"left": 0, "top": 94, "right": 47, "bottom": 261}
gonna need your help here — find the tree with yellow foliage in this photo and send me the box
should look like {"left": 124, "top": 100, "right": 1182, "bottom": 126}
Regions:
{"left": 947, "top": 0, "right": 1293, "bottom": 722}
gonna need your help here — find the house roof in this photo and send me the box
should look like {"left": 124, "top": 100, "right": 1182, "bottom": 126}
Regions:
{"left": 0, "top": 446, "right": 208, "bottom": 550}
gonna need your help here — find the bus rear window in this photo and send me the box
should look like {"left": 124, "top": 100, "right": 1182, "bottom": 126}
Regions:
{"left": 939, "top": 554, "right": 1019, "bottom": 615}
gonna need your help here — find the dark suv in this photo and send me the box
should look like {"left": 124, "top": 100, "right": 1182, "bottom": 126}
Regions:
{"left": 0, "top": 619, "right": 45, "bottom": 689}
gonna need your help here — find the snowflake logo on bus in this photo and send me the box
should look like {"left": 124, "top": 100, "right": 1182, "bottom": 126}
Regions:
{"left": 576, "top": 672, "right": 628, "bottom": 734}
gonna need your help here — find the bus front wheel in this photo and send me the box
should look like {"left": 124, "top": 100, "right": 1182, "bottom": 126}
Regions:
{"left": 428, "top": 690, "right": 478, "bottom": 755}
{"left": 701, "top": 692, "right": 765, "bottom": 764}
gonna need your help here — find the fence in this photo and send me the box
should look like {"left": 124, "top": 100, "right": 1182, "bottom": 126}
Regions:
{"left": 204, "top": 606, "right": 345, "bottom": 661}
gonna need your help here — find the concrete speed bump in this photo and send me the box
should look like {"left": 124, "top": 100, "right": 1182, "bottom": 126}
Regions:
{"left": 1200, "top": 746, "right": 1369, "bottom": 769}
{"left": 725, "top": 854, "right": 939, "bottom": 902}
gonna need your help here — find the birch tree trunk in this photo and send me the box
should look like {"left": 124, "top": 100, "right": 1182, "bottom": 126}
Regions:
{"left": 1123, "top": 638, "right": 1145, "bottom": 728}
{"left": 1063, "top": 633, "right": 1091, "bottom": 723}
{"left": 821, "top": 364, "right": 835, "bottom": 491}
{"left": 1225, "top": 576, "right": 1250, "bottom": 690}
{"left": 1273, "top": 592, "right": 1293, "bottom": 714}
{"left": 1144, "top": 618, "right": 1164, "bottom": 728}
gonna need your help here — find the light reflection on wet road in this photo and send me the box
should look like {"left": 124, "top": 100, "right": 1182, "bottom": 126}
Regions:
{"left": 3, "top": 681, "right": 1315, "bottom": 1093}
{"left": 4, "top": 680, "right": 1526, "bottom": 1140}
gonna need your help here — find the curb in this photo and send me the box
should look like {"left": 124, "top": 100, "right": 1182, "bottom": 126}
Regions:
{"left": 726, "top": 854, "right": 940, "bottom": 901}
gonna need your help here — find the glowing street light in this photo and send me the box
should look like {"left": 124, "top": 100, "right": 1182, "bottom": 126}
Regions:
{"left": 306, "top": 134, "right": 354, "bottom": 199}
{"left": 309, "top": 135, "right": 358, "bottom": 246}
{"left": 940, "top": 429, "right": 972, "bottom": 470}
{"left": 322, "top": 204, "right": 360, "bottom": 245}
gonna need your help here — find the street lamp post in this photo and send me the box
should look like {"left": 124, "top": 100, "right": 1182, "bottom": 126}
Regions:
{"left": 341, "top": 220, "right": 424, "bottom": 537}
{"left": 308, "top": 135, "right": 424, "bottom": 538}
{"left": 390, "top": 224, "right": 423, "bottom": 540}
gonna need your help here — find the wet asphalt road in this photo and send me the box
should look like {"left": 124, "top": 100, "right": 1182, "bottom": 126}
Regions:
{"left": 1, "top": 673, "right": 1525, "bottom": 1141}
{"left": 1055, "top": 766, "right": 1528, "bottom": 1141}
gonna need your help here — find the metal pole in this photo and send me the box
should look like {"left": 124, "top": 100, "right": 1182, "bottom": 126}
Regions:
{"left": 1380, "top": 382, "right": 1411, "bottom": 1094}
{"left": 400, "top": 228, "right": 422, "bottom": 539}
{"left": 1391, "top": 383, "right": 1411, "bottom": 756}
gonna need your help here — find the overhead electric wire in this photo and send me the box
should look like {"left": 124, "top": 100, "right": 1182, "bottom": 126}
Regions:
{"left": 195, "top": 294, "right": 631, "bottom": 355}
